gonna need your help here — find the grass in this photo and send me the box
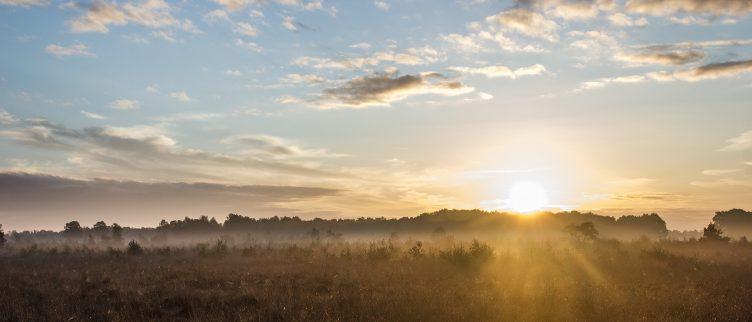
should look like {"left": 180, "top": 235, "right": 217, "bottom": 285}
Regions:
{"left": 1, "top": 238, "right": 752, "bottom": 321}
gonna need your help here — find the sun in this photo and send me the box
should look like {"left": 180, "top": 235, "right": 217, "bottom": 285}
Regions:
{"left": 507, "top": 181, "right": 549, "bottom": 213}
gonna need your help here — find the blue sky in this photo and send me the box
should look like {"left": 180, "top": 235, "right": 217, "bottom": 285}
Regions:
{"left": 1, "top": 0, "right": 752, "bottom": 230}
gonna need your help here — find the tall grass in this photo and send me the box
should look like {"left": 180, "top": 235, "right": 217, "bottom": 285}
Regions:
{"left": 1, "top": 238, "right": 752, "bottom": 321}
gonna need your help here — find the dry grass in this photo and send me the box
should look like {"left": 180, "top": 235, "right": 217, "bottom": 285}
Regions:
{"left": 1, "top": 238, "right": 752, "bottom": 321}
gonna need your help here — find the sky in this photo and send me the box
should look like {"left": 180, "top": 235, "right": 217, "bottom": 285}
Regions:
{"left": 1, "top": 0, "right": 751, "bottom": 231}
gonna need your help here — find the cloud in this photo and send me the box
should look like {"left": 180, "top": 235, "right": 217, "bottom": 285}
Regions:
{"left": 109, "top": 99, "right": 140, "bottom": 110}
{"left": 315, "top": 72, "right": 474, "bottom": 109}
{"left": 234, "top": 22, "right": 259, "bottom": 37}
{"left": 282, "top": 73, "right": 325, "bottom": 84}
{"left": 449, "top": 64, "right": 546, "bottom": 78}
{"left": 170, "top": 91, "right": 191, "bottom": 102}
{"left": 212, "top": 0, "right": 255, "bottom": 11}
{"left": 608, "top": 12, "right": 648, "bottom": 27}
{"left": 204, "top": 9, "right": 230, "bottom": 23}
{"left": 44, "top": 43, "right": 95, "bottom": 57}
{"left": 292, "top": 46, "right": 443, "bottom": 70}
{"left": 701, "top": 168, "right": 742, "bottom": 176}
{"left": 675, "top": 59, "right": 752, "bottom": 81}
{"left": 68, "top": 0, "right": 190, "bottom": 34}
{"left": 626, "top": 0, "right": 752, "bottom": 16}
{"left": 0, "top": 0, "right": 48, "bottom": 7}
{"left": 225, "top": 69, "right": 242, "bottom": 76}
{"left": 486, "top": 8, "right": 559, "bottom": 42}
{"left": 281, "top": 16, "right": 299, "bottom": 31}
{"left": 220, "top": 134, "right": 345, "bottom": 158}
{"left": 81, "top": 110, "right": 107, "bottom": 120}
{"left": 720, "top": 130, "right": 752, "bottom": 151}
{"left": 374, "top": 1, "right": 388, "bottom": 11}
{"left": 350, "top": 42, "right": 372, "bottom": 50}
{"left": 0, "top": 172, "right": 340, "bottom": 229}
{"left": 0, "top": 114, "right": 345, "bottom": 184}
{"left": 522, "top": 0, "right": 616, "bottom": 20}
{"left": 578, "top": 58, "right": 752, "bottom": 91}
{"left": 235, "top": 38, "right": 263, "bottom": 52}
{"left": 154, "top": 112, "right": 224, "bottom": 122}
{"left": 615, "top": 50, "right": 705, "bottom": 65}
{"left": 440, "top": 33, "right": 486, "bottom": 53}
{"left": 0, "top": 109, "right": 19, "bottom": 125}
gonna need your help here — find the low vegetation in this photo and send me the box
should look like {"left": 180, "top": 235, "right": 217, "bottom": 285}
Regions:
{"left": 2, "top": 209, "right": 752, "bottom": 320}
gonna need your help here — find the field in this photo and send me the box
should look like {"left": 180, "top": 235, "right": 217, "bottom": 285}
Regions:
{"left": 2, "top": 237, "right": 752, "bottom": 321}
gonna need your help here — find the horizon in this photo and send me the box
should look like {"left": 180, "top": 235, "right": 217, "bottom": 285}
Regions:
{"left": 2, "top": 0, "right": 752, "bottom": 232}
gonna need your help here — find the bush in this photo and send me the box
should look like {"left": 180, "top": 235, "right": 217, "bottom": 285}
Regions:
{"left": 407, "top": 241, "right": 424, "bottom": 258}
{"left": 440, "top": 240, "right": 494, "bottom": 268}
{"left": 366, "top": 240, "right": 396, "bottom": 261}
{"left": 126, "top": 240, "right": 143, "bottom": 255}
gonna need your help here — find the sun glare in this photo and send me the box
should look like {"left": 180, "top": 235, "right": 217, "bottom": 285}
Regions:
{"left": 507, "top": 181, "right": 549, "bottom": 213}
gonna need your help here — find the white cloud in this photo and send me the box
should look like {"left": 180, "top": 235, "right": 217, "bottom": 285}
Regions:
{"left": 374, "top": 1, "right": 388, "bottom": 11}
{"left": 109, "top": 99, "right": 140, "bottom": 110}
{"left": 608, "top": 13, "right": 648, "bottom": 27}
{"left": 170, "top": 91, "right": 191, "bottom": 102}
{"left": 205, "top": 9, "right": 230, "bottom": 23}
{"left": 235, "top": 38, "right": 263, "bottom": 53}
{"left": 0, "top": 0, "right": 48, "bottom": 7}
{"left": 44, "top": 43, "right": 95, "bottom": 57}
{"left": 234, "top": 22, "right": 259, "bottom": 37}
{"left": 81, "top": 110, "right": 107, "bottom": 120}
{"left": 283, "top": 73, "right": 325, "bottom": 84}
{"left": 486, "top": 8, "right": 559, "bottom": 42}
{"left": 281, "top": 16, "right": 298, "bottom": 31}
{"left": 350, "top": 42, "right": 372, "bottom": 50}
{"left": 449, "top": 64, "right": 546, "bottom": 79}
{"left": 226, "top": 69, "right": 242, "bottom": 76}
{"left": 701, "top": 168, "right": 741, "bottom": 176}
{"left": 721, "top": 130, "right": 752, "bottom": 151}
{"left": 69, "top": 0, "right": 187, "bottom": 34}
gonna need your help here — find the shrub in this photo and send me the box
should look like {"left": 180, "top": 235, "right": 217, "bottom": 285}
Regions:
{"left": 0, "top": 224, "right": 5, "bottom": 248}
{"left": 126, "top": 240, "right": 143, "bottom": 255}
{"left": 407, "top": 241, "right": 424, "bottom": 258}
{"left": 366, "top": 240, "right": 396, "bottom": 261}
{"left": 440, "top": 240, "right": 494, "bottom": 268}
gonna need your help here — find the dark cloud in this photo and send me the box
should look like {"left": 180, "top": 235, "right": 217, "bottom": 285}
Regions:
{"left": 626, "top": 0, "right": 752, "bottom": 16}
{"left": 317, "top": 72, "right": 473, "bottom": 109}
{"left": 616, "top": 49, "right": 706, "bottom": 65}
{"left": 0, "top": 172, "right": 341, "bottom": 230}
{"left": 676, "top": 59, "right": 752, "bottom": 81}
{"left": 0, "top": 115, "right": 345, "bottom": 182}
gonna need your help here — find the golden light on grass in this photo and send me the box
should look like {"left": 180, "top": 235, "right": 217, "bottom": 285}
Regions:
{"left": 507, "top": 181, "right": 549, "bottom": 213}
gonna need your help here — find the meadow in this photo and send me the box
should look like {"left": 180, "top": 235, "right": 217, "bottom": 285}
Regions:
{"left": 2, "top": 235, "right": 752, "bottom": 321}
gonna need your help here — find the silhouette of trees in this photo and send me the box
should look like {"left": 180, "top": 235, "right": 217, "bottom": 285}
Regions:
{"left": 713, "top": 209, "right": 752, "bottom": 239}
{"left": 0, "top": 224, "right": 5, "bottom": 248}
{"left": 63, "top": 221, "right": 83, "bottom": 238}
{"left": 566, "top": 222, "right": 599, "bottom": 242}
{"left": 111, "top": 223, "right": 123, "bottom": 244}
{"left": 702, "top": 223, "right": 730, "bottom": 243}
{"left": 127, "top": 240, "right": 143, "bottom": 255}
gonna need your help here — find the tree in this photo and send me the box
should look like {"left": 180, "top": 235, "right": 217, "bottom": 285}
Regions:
{"left": 63, "top": 221, "right": 83, "bottom": 237}
{"left": 702, "top": 223, "right": 730, "bottom": 243}
{"left": 566, "top": 222, "right": 599, "bottom": 242}
{"left": 0, "top": 224, "right": 6, "bottom": 248}
{"left": 92, "top": 221, "right": 109, "bottom": 233}
{"left": 111, "top": 223, "right": 123, "bottom": 244}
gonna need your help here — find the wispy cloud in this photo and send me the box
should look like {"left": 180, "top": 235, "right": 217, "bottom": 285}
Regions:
{"left": 109, "top": 99, "right": 139, "bottom": 110}
{"left": 314, "top": 72, "right": 474, "bottom": 109}
{"left": 45, "top": 43, "right": 95, "bottom": 57}
{"left": 720, "top": 130, "right": 752, "bottom": 151}
{"left": 449, "top": 64, "right": 546, "bottom": 79}
{"left": 81, "top": 110, "right": 107, "bottom": 120}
